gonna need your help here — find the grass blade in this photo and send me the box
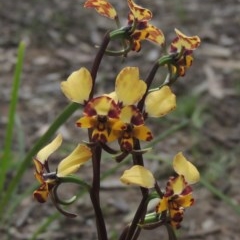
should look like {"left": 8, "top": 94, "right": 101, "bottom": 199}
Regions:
{"left": 0, "top": 42, "right": 25, "bottom": 193}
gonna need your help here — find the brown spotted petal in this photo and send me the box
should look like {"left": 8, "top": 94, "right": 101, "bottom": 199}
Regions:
{"left": 119, "top": 106, "right": 144, "bottom": 125}
{"left": 175, "top": 28, "right": 201, "bottom": 50}
{"left": 146, "top": 24, "right": 165, "bottom": 46}
{"left": 33, "top": 181, "right": 55, "bottom": 203}
{"left": 127, "top": 0, "right": 152, "bottom": 21}
{"left": 84, "top": 0, "right": 117, "bottom": 19}
{"left": 84, "top": 96, "right": 120, "bottom": 118}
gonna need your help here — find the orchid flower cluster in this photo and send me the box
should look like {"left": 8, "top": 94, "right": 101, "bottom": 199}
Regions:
{"left": 33, "top": 0, "right": 201, "bottom": 239}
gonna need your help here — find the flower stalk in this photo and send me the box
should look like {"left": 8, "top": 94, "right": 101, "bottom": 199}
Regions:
{"left": 31, "top": 0, "right": 201, "bottom": 239}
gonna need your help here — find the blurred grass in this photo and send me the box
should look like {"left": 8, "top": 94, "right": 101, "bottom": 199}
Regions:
{"left": 0, "top": 42, "right": 37, "bottom": 227}
{"left": 0, "top": 42, "right": 25, "bottom": 193}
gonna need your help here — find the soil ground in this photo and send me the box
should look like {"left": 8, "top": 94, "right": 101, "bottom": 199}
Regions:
{"left": 0, "top": 0, "right": 240, "bottom": 239}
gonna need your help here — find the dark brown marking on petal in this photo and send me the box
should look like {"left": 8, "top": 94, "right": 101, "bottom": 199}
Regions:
{"left": 121, "top": 140, "right": 133, "bottom": 152}
{"left": 76, "top": 122, "right": 82, "bottom": 127}
{"left": 181, "top": 185, "right": 193, "bottom": 195}
{"left": 84, "top": 102, "right": 97, "bottom": 116}
{"left": 33, "top": 191, "right": 47, "bottom": 203}
{"left": 137, "top": 21, "right": 148, "bottom": 30}
{"left": 131, "top": 110, "right": 144, "bottom": 125}
{"left": 99, "top": 133, "right": 107, "bottom": 143}
{"left": 146, "top": 132, "right": 153, "bottom": 141}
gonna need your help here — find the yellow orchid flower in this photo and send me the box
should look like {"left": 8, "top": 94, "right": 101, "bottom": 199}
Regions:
{"left": 170, "top": 29, "right": 201, "bottom": 76}
{"left": 84, "top": 0, "right": 164, "bottom": 52}
{"left": 76, "top": 96, "right": 121, "bottom": 143}
{"left": 127, "top": 0, "right": 165, "bottom": 52}
{"left": 156, "top": 152, "right": 200, "bottom": 228}
{"left": 111, "top": 105, "right": 153, "bottom": 152}
{"left": 33, "top": 134, "right": 92, "bottom": 203}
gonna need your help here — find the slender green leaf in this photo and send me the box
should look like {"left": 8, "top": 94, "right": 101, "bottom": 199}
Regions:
{"left": 0, "top": 42, "right": 25, "bottom": 192}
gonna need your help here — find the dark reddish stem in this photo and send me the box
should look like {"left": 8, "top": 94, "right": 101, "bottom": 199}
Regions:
{"left": 89, "top": 31, "right": 110, "bottom": 99}
{"left": 137, "top": 62, "right": 160, "bottom": 112}
{"left": 88, "top": 31, "right": 111, "bottom": 240}
{"left": 123, "top": 60, "right": 165, "bottom": 239}
{"left": 124, "top": 193, "right": 149, "bottom": 240}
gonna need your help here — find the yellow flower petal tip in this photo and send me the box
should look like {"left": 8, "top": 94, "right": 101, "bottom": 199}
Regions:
{"left": 57, "top": 144, "right": 92, "bottom": 177}
{"left": 61, "top": 67, "right": 92, "bottom": 104}
{"left": 145, "top": 86, "right": 176, "bottom": 117}
{"left": 173, "top": 152, "right": 200, "bottom": 184}
{"left": 36, "top": 134, "right": 63, "bottom": 164}
{"left": 115, "top": 67, "right": 146, "bottom": 106}
{"left": 120, "top": 165, "right": 155, "bottom": 188}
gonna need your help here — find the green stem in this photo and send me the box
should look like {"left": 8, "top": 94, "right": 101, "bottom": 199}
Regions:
{"left": 0, "top": 42, "right": 25, "bottom": 193}
{"left": 165, "top": 224, "right": 177, "bottom": 240}
{"left": 59, "top": 175, "right": 90, "bottom": 189}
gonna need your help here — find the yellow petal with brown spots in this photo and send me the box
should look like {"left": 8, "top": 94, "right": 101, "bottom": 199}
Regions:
{"left": 174, "top": 28, "right": 201, "bottom": 50}
{"left": 127, "top": 0, "right": 152, "bottom": 21}
{"left": 84, "top": 0, "right": 117, "bottom": 19}
{"left": 146, "top": 24, "right": 165, "bottom": 45}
